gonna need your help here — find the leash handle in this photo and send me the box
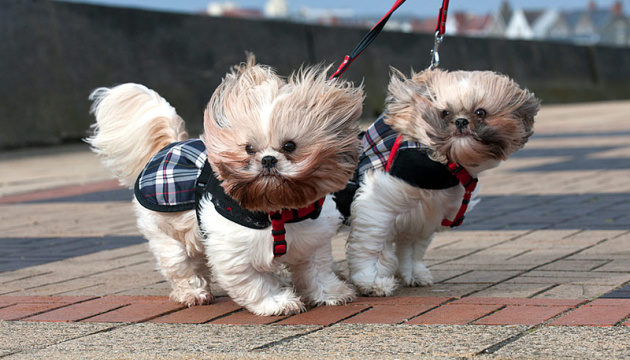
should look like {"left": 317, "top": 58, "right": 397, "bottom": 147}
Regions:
{"left": 329, "top": 0, "right": 406, "bottom": 81}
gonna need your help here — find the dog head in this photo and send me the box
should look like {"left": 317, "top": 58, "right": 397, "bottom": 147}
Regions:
{"left": 203, "top": 55, "right": 364, "bottom": 212}
{"left": 385, "top": 68, "right": 540, "bottom": 172}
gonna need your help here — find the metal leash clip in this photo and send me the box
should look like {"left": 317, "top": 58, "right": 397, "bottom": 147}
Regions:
{"left": 430, "top": 30, "right": 443, "bottom": 69}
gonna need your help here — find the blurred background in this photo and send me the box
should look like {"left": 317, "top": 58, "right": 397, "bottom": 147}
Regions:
{"left": 1, "top": 0, "right": 629, "bottom": 149}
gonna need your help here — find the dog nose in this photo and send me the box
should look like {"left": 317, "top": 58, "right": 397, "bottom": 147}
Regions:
{"left": 261, "top": 155, "right": 278, "bottom": 169}
{"left": 455, "top": 118, "right": 469, "bottom": 129}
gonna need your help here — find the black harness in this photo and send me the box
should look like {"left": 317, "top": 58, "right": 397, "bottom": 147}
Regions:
{"left": 194, "top": 162, "right": 324, "bottom": 256}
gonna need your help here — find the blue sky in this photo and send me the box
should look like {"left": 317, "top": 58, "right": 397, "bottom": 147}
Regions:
{"left": 54, "top": 0, "right": 627, "bottom": 17}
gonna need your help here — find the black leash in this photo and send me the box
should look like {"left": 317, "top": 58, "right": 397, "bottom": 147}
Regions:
{"left": 329, "top": 0, "right": 407, "bottom": 81}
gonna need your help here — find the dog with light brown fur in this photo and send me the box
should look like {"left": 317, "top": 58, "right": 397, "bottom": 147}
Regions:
{"left": 345, "top": 67, "right": 540, "bottom": 296}
{"left": 87, "top": 56, "right": 364, "bottom": 315}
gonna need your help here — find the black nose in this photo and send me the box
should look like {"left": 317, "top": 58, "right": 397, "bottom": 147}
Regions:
{"left": 455, "top": 118, "right": 469, "bottom": 129}
{"left": 261, "top": 155, "right": 278, "bottom": 169}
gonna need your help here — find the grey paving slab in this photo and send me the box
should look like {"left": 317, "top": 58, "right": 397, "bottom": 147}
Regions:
{"left": 0, "top": 322, "right": 530, "bottom": 360}
{"left": 0, "top": 321, "right": 116, "bottom": 356}
{"left": 482, "top": 326, "right": 630, "bottom": 359}
{"left": 2, "top": 322, "right": 320, "bottom": 360}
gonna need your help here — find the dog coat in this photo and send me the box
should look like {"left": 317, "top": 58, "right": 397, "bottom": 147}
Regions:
{"left": 335, "top": 114, "right": 477, "bottom": 228}
{"left": 134, "top": 139, "right": 324, "bottom": 256}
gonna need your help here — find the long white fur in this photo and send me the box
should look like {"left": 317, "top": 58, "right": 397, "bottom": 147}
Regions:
{"left": 87, "top": 83, "right": 354, "bottom": 316}
{"left": 347, "top": 169, "right": 479, "bottom": 296}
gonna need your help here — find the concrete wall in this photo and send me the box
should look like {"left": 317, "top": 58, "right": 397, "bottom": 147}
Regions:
{"left": 2, "top": 0, "right": 630, "bottom": 149}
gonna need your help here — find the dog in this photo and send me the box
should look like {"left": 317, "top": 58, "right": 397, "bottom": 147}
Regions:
{"left": 86, "top": 56, "right": 364, "bottom": 315}
{"left": 344, "top": 67, "right": 540, "bottom": 296}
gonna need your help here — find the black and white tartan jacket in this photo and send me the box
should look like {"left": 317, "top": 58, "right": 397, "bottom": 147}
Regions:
{"left": 334, "top": 114, "right": 466, "bottom": 221}
{"left": 356, "top": 114, "right": 460, "bottom": 189}
{"left": 134, "top": 139, "right": 325, "bottom": 256}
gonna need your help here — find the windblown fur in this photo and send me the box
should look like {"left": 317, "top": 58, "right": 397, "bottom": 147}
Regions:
{"left": 346, "top": 68, "right": 540, "bottom": 296}
{"left": 87, "top": 55, "right": 364, "bottom": 315}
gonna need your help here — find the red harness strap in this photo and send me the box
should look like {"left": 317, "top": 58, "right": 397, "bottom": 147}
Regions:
{"left": 268, "top": 198, "right": 325, "bottom": 257}
{"left": 386, "top": 134, "right": 478, "bottom": 228}
{"left": 441, "top": 162, "right": 478, "bottom": 228}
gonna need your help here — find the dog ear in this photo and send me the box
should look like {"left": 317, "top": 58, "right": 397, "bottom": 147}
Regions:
{"left": 514, "top": 89, "right": 541, "bottom": 135}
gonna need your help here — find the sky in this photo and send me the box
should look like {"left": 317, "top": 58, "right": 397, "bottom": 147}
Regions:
{"left": 54, "top": 0, "right": 627, "bottom": 17}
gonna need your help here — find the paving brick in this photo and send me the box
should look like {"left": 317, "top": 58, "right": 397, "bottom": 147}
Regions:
{"left": 24, "top": 298, "right": 128, "bottom": 322}
{"left": 0, "top": 180, "right": 121, "bottom": 204}
{"left": 533, "top": 284, "right": 615, "bottom": 299}
{"left": 352, "top": 296, "right": 450, "bottom": 306}
{"left": 277, "top": 304, "right": 370, "bottom": 326}
{"left": 342, "top": 304, "right": 438, "bottom": 324}
{"left": 407, "top": 304, "right": 503, "bottom": 325}
{"left": 149, "top": 297, "right": 242, "bottom": 324}
{"left": 550, "top": 300, "right": 630, "bottom": 326}
{"left": 0, "top": 303, "right": 70, "bottom": 321}
{"left": 474, "top": 305, "right": 572, "bottom": 325}
{"left": 453, "top": 297, "right": 585, "bottom": 307}
{"left": 82, "top": 302, "right": 185, "bottom": 323}
{"left": 208, "top": 310, "right": 288, "bottom": 325}
{"left": 0, "top": 296, "right": 92, "bottom": 305}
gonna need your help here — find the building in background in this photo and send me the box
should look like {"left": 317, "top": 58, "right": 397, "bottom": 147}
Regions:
{"left": 205, "top": 0, "right": 629, "bottom": 47}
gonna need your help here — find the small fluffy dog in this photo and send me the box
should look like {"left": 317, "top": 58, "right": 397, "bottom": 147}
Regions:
{"left": 87, "top": 56, "right": 364, "bottom": 315}
{"left": 345, "top": 68, "right": 540, "bottom": 296}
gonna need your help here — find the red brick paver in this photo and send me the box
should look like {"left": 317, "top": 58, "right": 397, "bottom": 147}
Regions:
{"left": 0, "top": 296, "right": 93, "bottom": 321}
{"left": 277, "top": 304, "right": 370, "bottom": 326}
{"left": 149, "top": 297, "right": 242, "bottom": 324}
{"left": 550, "top": 299, "right": 630, "bottom": 326}
{"left": 2, "top": 295, "right": 629, "bottom": 327}
{"left": 0, "top": 180, "right": 121, "bottom": 204}
{"left": 407, "top": 304, "right": 503, "bottom": 325}
{"left": 474, "top": 305, "right": 573, "bottom": 326}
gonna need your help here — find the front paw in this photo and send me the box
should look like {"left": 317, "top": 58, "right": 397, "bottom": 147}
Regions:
{"left": 351, "top": 274, "right": 398, "bottom": 297}
{"left": 400, "top": 264, "right": 434, "bottom": 287}
{"left": 170, "top": 288, "right": 214, "bottom": 307}
{"left": 246, "top": 290, "right": 306, "bottom": 316}
{"left": 310, "top": 282, "right": 356, "bottom": 306}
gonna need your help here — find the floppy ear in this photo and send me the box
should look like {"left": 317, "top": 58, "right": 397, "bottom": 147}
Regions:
{"left": 515, "top": 89, "right": 541, "bottom": 135}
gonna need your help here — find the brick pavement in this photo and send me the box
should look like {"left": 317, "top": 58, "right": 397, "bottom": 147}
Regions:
{"left": 1, "top": 101, "right": 630, "bottom": 334}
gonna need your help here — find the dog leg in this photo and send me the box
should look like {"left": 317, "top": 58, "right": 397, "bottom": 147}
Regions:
{"left": 211, "top": 258, "right": 305, "bottom": 316}
{"left": 396, "top": 233, "right": 434, "bottom": 287}
{"left": 290, "top": 243, "right": 356, "bottom": 306}
{"left": 146, "top": 234, "right": 214, "bottom": 307}
{"left": 347, "top": 201, "right": 399, "bottom": 296}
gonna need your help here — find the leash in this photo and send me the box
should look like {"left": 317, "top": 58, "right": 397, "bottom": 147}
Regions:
{"left": 430, "top": 0, "right": 450, "bottom": 69}
{"left": 329, "top": 0, "right": 407, "bottom": 81}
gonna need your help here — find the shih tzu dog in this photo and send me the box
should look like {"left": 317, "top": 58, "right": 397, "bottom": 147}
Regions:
{"left": 87, "top": 55, "right": 364, "bottom": 315}
{"left": 344, "top": 68, "right": 540, "bottom": 296}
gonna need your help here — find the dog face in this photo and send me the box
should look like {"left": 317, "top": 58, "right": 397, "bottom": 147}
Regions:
{"left": 203, "top": 56, "right": 364, "bottom": 212}
{"left": 385, "top": 68, "right": 540, "bottom": 169}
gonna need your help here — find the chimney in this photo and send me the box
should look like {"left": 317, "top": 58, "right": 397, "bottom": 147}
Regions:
{"left": 588, "top": 1, "right": 597, "bottom": 11}
{"left": 611, "top": 1, "right": 623, "bottom": 15}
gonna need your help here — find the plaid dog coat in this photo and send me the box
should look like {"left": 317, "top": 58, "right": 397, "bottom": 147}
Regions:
{"left": 135, "top": 139, "right": 207, "bottom": 213}
{"left": 134, "top": 139, "right": 325, "bottom": 256}
{"left": 334, "top": 114, "right": 477, "bottom": 227}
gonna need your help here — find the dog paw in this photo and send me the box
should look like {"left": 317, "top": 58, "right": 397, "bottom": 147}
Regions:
{"left": 410, "top": 264, "right": 434, "bottom": 287}
{"left": 247, "top": 290, "right": 306, "bottom": 316}
{"left": 354, "top": 276, "right": 398, "bottom": 297}
{"left": 311, "top": 282, "right": 357, "bottom": 306}
{"left": 170, "top": 288, "right": 214, "bottom": 307}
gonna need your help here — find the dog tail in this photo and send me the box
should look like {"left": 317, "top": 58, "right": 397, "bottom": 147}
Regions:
{"left": 86, "top": 83, "right": 188, "bottom": 188}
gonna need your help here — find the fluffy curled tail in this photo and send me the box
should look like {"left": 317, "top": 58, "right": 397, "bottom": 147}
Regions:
{"left": 86, "top": 83, "right": 188, "bottom": 188}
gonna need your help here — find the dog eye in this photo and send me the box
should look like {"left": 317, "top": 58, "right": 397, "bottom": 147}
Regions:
{"left": 245, "top": 145, "right": 255, "bottom": 155}
{"left": 282, "top": 141, "right": 296, "bottom": 153}
{"left": 441, "top": 110, "right": 450, "bottom": 119}
{"left": 474, "top": 109, "right": 487, "bottom": 118}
